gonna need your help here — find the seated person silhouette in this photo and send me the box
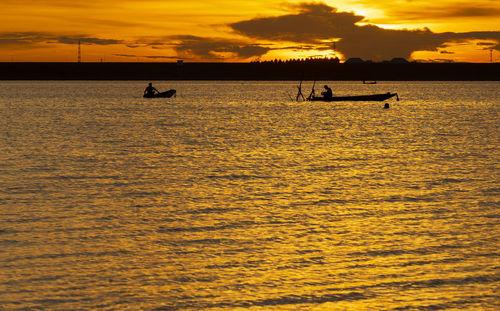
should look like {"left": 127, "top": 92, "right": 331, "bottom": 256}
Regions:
{"left": 321, "top": 85, "right": 333, "bottom": 99}
{"left": 144, "top": 83, "right": 159, "bottom": 97}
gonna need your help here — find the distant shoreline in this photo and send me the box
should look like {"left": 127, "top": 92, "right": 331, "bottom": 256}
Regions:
{"left": 0, "top": 62, "right": 499, "bottom": 81}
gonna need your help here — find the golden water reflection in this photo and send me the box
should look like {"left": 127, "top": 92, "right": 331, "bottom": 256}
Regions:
{"left": 0, "top": 81, "right": 498, "bottom": 310}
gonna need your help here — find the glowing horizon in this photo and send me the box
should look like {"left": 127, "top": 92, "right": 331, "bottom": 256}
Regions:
{"left": 0, "top": 0, "right": 499, "bottom": 63}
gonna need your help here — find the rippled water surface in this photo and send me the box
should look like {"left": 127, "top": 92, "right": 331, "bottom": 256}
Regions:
{"left": 0, "top": 81, "right": 498, "bottom": 310}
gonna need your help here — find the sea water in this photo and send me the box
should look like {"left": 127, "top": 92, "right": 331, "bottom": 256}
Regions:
{"left": 0, "top": 81, "right": 498, "bottom": 310}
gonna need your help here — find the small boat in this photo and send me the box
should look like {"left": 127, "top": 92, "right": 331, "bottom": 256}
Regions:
{"left": 308, "top": 92, "right": 399, "bottom": 102}
{"left": 362, "top": 80, "right": 377, "bottom": 84}
{"left": 144, "top": 89, "right": 176, "bottom": 98}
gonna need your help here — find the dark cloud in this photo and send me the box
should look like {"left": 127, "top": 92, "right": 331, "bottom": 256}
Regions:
{"left": 57, "top": 36, "right": 122, "bottom": 45}
{"left": 113, "top": 54, "right": 181, "bottom": 59}
{"left": 477, "top": 42, "right": 496, "bottom": 46}
{"left": 0, "top": 32, "right": 47, "bottom": 46}
{"left": 476, "top": 41, "right": 499, "bottom": 50}
{"left": 0, "top": 32, "right": 270, "bottom": 61}
{"left": 126, "top": 35, "right": 270, "bottom": 59}
{"left": 231, "top": 3, "right": 363, "bottom": 44}
{"left": 165, "top": 35, "right": 270, "bottom": 60}
{"left": 113, "top": 54, "right": 138, "bottom": 58}
{"left": 435, "top": 6, "right": 500, "bottom": 18}
{"left": 380, "top": 5, "right": 500, "bottom": 21}
{"left": 0, "top": 32, "right": 123, "bottom": 46}
{"left": 229, "top": 2, "right": 500, "bottom": 60}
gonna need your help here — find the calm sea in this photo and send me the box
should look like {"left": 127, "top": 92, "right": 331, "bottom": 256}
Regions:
{"left": 0, "top": 81, "right": 498, "bottom": 310}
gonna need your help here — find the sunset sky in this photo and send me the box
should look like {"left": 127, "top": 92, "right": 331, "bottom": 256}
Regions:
{"left": 1, "top": 0, "right": 499, "bottom": 62}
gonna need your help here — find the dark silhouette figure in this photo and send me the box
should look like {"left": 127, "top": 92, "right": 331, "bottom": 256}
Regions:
{"left": 144, "top": 83, "right": 159, "bottom": 97}
{"left": 321, "top": 85, "right": 333, "bottom": 99}
{"left": 384, "top": 103, "right": 390, "bottom": 109}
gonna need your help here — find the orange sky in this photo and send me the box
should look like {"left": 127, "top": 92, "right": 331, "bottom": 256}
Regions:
{"left": 1, "top": 0, "right": 499, "bottom": 62}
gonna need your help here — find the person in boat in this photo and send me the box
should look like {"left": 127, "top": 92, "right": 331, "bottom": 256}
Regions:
{"left": 321, "top": 85, "right": 333, "bottom": 99}
{"left": 144, "top": 83, "right": 159, "bottom": 97}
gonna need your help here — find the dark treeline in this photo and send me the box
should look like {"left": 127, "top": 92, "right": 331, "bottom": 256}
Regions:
{"left": 252, "top": 57, "right": 340, "bottom": 65}
{"left": 0, "top": 62, "right": 499, "bottom": 80}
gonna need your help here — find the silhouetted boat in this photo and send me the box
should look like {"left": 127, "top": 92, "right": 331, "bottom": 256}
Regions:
{"left": 308, "top": 92, "right": 399, "bottom": 102}
{"left": 144, "top": 89, "right": 176, "bottom": 98}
